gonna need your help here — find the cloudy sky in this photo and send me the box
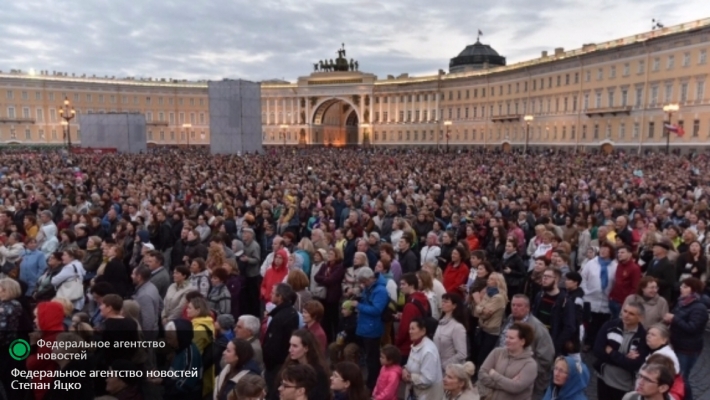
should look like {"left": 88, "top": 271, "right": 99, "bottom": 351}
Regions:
{"left": 2, "top": 1, "right": 709, "bottom": 83}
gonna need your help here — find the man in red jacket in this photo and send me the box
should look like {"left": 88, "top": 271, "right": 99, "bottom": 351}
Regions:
{"left": 395, "top": 272, "right": 430, "bottom": 365}
{"left": 608, "top": 245, "right": 641, "bottom": 319}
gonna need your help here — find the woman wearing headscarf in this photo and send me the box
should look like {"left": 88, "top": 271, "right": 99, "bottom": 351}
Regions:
{"left": 147, "top": 319, "right": 202, "bottom": 400}
{"left": 542, "top": 356, "right": 590, "bottom": 400}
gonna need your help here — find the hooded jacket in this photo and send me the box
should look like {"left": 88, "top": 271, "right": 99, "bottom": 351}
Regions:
{"left": 26, "top": 301, "right": 65, "bottom": 400}
{"left": 396, "top": 291, "right": 431, "bottom": 356}
{"left": 542, "top": 356, "right": 590, "bottom": 400}
{"left": 165, "top": 319, "right": 203, "bottom": 399}
{"left": 479, "top": 347, "right": 538, "bottom": 400}
{"left": 356, "top": 274, "right": 389, "bottom": 339}
{"left": 260, "top": 249, "right": 289, "bottom": 302}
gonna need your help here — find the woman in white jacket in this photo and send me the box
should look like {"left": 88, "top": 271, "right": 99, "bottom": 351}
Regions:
{"left": 580, "top": 242, "right": 617, "bottom": 347}
{"left": 52, "top": 248, "right": 87, "bottom": 311}
{"left": 402, "top": 318, "right": 444, "bottom": 400}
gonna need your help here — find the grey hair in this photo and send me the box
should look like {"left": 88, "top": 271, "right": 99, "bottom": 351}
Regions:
{"left": 625, "top": 299, "right": 646, "bottom": 316}
{"left": 511, "top": 294, "right": 531, "bottom": 307}
{"left": 40, "top": 210, "right": 53, "bottom": 219}
{"left": 355, "top": 267, "right": 375, "bottom": 281}
{"left": 238, "top": 315, "right": 261, "bottom": 337}
{"left": 648, "top": 323, "right": 670, "bottom": 340}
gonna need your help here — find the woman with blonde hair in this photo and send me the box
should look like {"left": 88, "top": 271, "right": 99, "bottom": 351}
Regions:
{"left": 443, "top": 362, "right": 477, "bottom": 400}
{"left": 417, "top": 270, "right": 442, "bottom": 319}
{"left": 295, "top": 238, "right": 315, "bottom": 277}
{"left": 472, "top": 272, "right": 508, "bottom": 371}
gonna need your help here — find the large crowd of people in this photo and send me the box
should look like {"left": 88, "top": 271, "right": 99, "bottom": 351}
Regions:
{"left": 0, "top": 146, "right": 709, "bottom": 400}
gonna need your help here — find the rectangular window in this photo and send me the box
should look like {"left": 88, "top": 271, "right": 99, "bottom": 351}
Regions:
{"left": 648, "top": 122, "right": 655, "bottom": 138}
{"left": 6, "top": 90, "right": 13, "bottom": 100}
{"left": 621, "top": 90, "right": 628, "bottom": 106}
{"left": 692, "top": 120, "right": 700, "bottom": 137}
{"left": 652, "top": 57, "right": 660, "bottom": 71}
{"left": 464, "top": 108, "right": 469, "bottom": 119}
{"left": 573, "top": 96, "right": 577, "bottom": 112}
{"left": 146, "top": 112, "right": 153, "bottom": 122}
{"left": 557, "top": 76, "right": 561, "bottom": 87}
{"left": 190, "top": 113, "right": 196, "bottom": 125}
{"left": 608, "top": 91, "right": 614, "bottom": 107}
{"left": 146, "top": 97, "right": 151, "bottom": 105}
{"left": 401, "top": 111, "right": 406, "bottom": 121}
{"left": 681, "top": 83, "right": 689, "bottom": 102}
{"left": 36, "top": 109, "right": 43, "bottom": 122}
{"left": 683, "top": 52, "right": 691, "bottom": 67}
{"left": 98, "top": 94, "right": 104, "bottom": 103}
{"left": 619, "top": 123, "right": 626, "bottom": 139}
{"left": 696, "top": 82, "right": 705, "bottom": 102}
{"left": 623, "top": 63, "right": 630, "bottom": 76}
{"left": 110, "top": 95, "right": 116, "bottom": 104}
{"left": 158, "top": 97, "right": 164, "bottom": 105}
{"left": 638, "top": 60, "right": 645, "bottom": 74}
{"left": 700, "top": 49, "right": 707, "bottom": 65}
{"left": 665, "top": 83, "right": 673, "bottom": 103}
{"left": 595, "top": 92, "right": 602, "bottom": 108}
{"left": 200, "top": 113, "right": 205, "bottom": 124}
{"left": 21, "top": 91, "right": 28, "bottom": 100}
{"left": 49, "top": 108, "right": 56, "bottom": 122}
{"left": 22, "top": 107, "right": 30, "bottom": 118}
{"left": 651, "top": 86, "right": 658, "bottom": 106}
{"left": 35, "top": 91, "right": 41, "bottom": 101}
{"left": 633, "top": 123, "right": 639, "bottom": 138}
{"left": 597, "top": 68, "right": 603, "bottom": 80}
{"left": 593, "top": 124, "right": 599, "bottom": 139}
{"left": 25, "top": 128, "right": 31, "bottom": 140}
{"left": 51, "top": 129, "right": 57, "bottom": 140}
{"left": 169, "top": 112, "right": 175, "bottom": 124}
{"left": 38, "top": 129, "right": 45, "bottom": 140}
{"left": 610, "top": 66, "right": 616, "bottom": 78}
{"left": 158, "top": 112, "right": 164, "bottom": 122}
{"left": 574, "top": 72, "right": 579, "bottom": 84}
{"left": 565, "top": 74, "right": 570, "bottom": 85}
{"left": 86, "top": 94, "right": 92, "bottom": 103}
{"left": 584, "top": 94, "right": 589, "bottom": 110}
{"left": 635, "top": 88, "right": 643, "bottom": 107}
{"left": 190, "top": 98, "right": 195, "bottom": 106}
{"left": 582, "top": 125, "right": 587, "bottom": 139}
{"left": 383, "top": 111, "right": 389, "bottom": 122}
{"left": 7, "top": 107, "right": 15, "bottom": 118}
{"left": 667, "top": 55, "right": 675, "bottom": 70}
{"left": 571, "top": 125, "right": 576, "bottom": 139}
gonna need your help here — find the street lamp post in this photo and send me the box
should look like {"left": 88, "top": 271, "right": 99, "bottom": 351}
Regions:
{"left": 280, "top": 124, "right": 289, "bottom": 153}
{"left": 523, "top": 115, "right": 534, "bottom": 154}
{"left": 663, "top": 103, "right": 679, "bottom": 155}
{"left": 444, "top": 120, "right": 452, "bottom": 153}
{"left": 58, "top": 97, "right": 76, "bottom": 152}
{"left": 182, "top": 123, "right": 192, "bottom": 147}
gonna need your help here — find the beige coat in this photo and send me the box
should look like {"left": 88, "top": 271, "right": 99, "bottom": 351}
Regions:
{"left": 479, "top": 347, "right": 537, "bottom": 400}
{"left": 625, "top": 294, "right": 669, "bottom": 328}
{"left": 473, "top": 292, "right": 507, "bottom": 335}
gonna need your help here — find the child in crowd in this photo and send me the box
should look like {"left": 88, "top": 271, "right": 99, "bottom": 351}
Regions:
{"left": 328, "top": 300, "right": 359, "bottom": 365}
{"left": 372, "top": 345, "right": 403, "bottom": 400}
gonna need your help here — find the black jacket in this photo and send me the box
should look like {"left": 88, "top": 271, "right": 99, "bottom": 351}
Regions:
{"left": 500, "top": 253, "right": 527, "bottom": 293}
{"left": 262, "top": 301, "right": 299, "bottom": 370}
{"left": 645, "top": 257, "right": 675, "bottom": 303}
{"left": 95, "top": 258, "right": 132, "bottom": 298}
{"left": 184, "top": 239, "right": 208, "bottom": 262}
{"left": 593, "top": 318, "right": 649, "bottom": 374}
{"left": 532, "top": 288, "right": 578, "bottom": 355}
{"left": 670, "top": 295, "right": 709, "bottom": 354}
{"left": 397, "top": 249, "right": 418, "bottom": 274}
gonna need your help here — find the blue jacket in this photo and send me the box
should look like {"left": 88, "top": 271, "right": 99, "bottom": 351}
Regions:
{"left": 356, "top": 274, "right": 389, "bottom": 338}
{"left": 542, "top": 356, "right": 589, "bottom": 400}
{"left": 19, "top": 249, "right": 47, "bottom": 296}
{"left": 670, "top": 294, "right": 709, "bottom": 354}
{"left": 295, "top": 249, "right": 312, "bottom": 277}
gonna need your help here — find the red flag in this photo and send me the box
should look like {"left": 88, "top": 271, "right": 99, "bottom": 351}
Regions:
{"left": 665, "top": 124, "right": 685, "bottom": 137}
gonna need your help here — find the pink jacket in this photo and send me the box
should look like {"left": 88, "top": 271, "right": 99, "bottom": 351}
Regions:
{"left": 373, "top": 364, "right": 403, "bottom": 400}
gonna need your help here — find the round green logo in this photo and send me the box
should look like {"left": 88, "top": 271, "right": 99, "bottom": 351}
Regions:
{"left": 9, "top": 338, "right": 30, "bottom": 361}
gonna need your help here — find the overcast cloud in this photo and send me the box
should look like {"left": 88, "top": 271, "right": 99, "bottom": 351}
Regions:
{"left": 1, "top": 0, "right": 709, "bottom": 82}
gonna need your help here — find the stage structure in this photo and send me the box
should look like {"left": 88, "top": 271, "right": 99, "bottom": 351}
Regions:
{"left": 78, "top": 113, "right": 147, "bottom": 154}
{"left": 208, "top": 79, "right": 262, "bottom": 155}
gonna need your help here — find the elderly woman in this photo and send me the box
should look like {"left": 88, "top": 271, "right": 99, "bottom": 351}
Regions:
{"left": 342, "top": 251, "right": 369, "bottom": 299}
{"left": 479, "top": 322, "right": 538, "bottom": 400}
{"left": 624, "top": 276, "right": 669, "bottom": 328}
{"left": 402, "top": 317, "right": 444, "bottom": 400}
{"left": 443, "top": 362, "right": 477, "bottom": 400}
{"left": 542, "top": 356, "right": 590, "bottom": 400}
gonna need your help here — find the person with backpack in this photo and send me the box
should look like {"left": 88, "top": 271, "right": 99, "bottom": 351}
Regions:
{"left": 396, "top": 272, "right": 435, "bottom": 366}
{"left": 186, "top": 296, "right": 216, "bottom": 398}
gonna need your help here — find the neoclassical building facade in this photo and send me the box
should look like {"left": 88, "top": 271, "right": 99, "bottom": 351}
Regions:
{"left": 1, "top": 17, "right": 709, "bottom": 151}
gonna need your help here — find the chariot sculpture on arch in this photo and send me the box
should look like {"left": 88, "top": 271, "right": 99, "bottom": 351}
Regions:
{"left": 314, "top": 43, "right": 359, "bottom": 72}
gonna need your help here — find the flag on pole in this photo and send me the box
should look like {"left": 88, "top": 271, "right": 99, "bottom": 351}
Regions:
{"left": 478, "top": 29, "right": 483, "bottom": 36}
{"left": 665, "top": 123, "right": 685, "bottom": 136}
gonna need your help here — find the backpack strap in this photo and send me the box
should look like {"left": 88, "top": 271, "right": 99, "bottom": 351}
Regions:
{"left": 197, "top": 323, "right": 214, "bottom": 341}
{"left": 410, "top": 298, "right": 431, "bottom": 318}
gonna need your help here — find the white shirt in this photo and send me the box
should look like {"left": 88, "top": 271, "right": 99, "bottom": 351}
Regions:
{"left": 420, "top": 245, "right": 441, "bottom": 267}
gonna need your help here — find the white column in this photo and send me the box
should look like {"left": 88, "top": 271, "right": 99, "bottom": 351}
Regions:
{"left": 282, "top": 98, "right": 287, "bottom": 126}
{"left": 426, "top": 93, "right": 430, "bottom": 121}
{"left": 359, "top": 94, "right": 365, "bottom": 144}
{"left": 387, "top": 96, "right": 391, "bottom": 122}
{"left": 395, "top": 95, "right": 399, "bottom": 122}
{"left": 403, "top": 94, "right": 408, "bottom": 123}
{"left": 369, "top": 94, "right": 373, "bottom": 124}
{"left": 266, "top": 98, "right": 270, "bottom": 125}
{"left": 296, "top": 98, "right": 301, "bottom": 125}
{"left": 435, "top": 92, "right": 440, "bottom": 121}
{"left": 379, "top": 95, "right": 383, "bottom": 124}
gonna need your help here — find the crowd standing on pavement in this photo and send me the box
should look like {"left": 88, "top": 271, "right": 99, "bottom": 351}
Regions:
{"left": 0, "top": 146, "right": 709, "bottom": 400}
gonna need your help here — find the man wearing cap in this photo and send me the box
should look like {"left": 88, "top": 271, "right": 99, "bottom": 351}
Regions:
{"left": 645, "top": 241, "right": 674, "bottom": 303}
